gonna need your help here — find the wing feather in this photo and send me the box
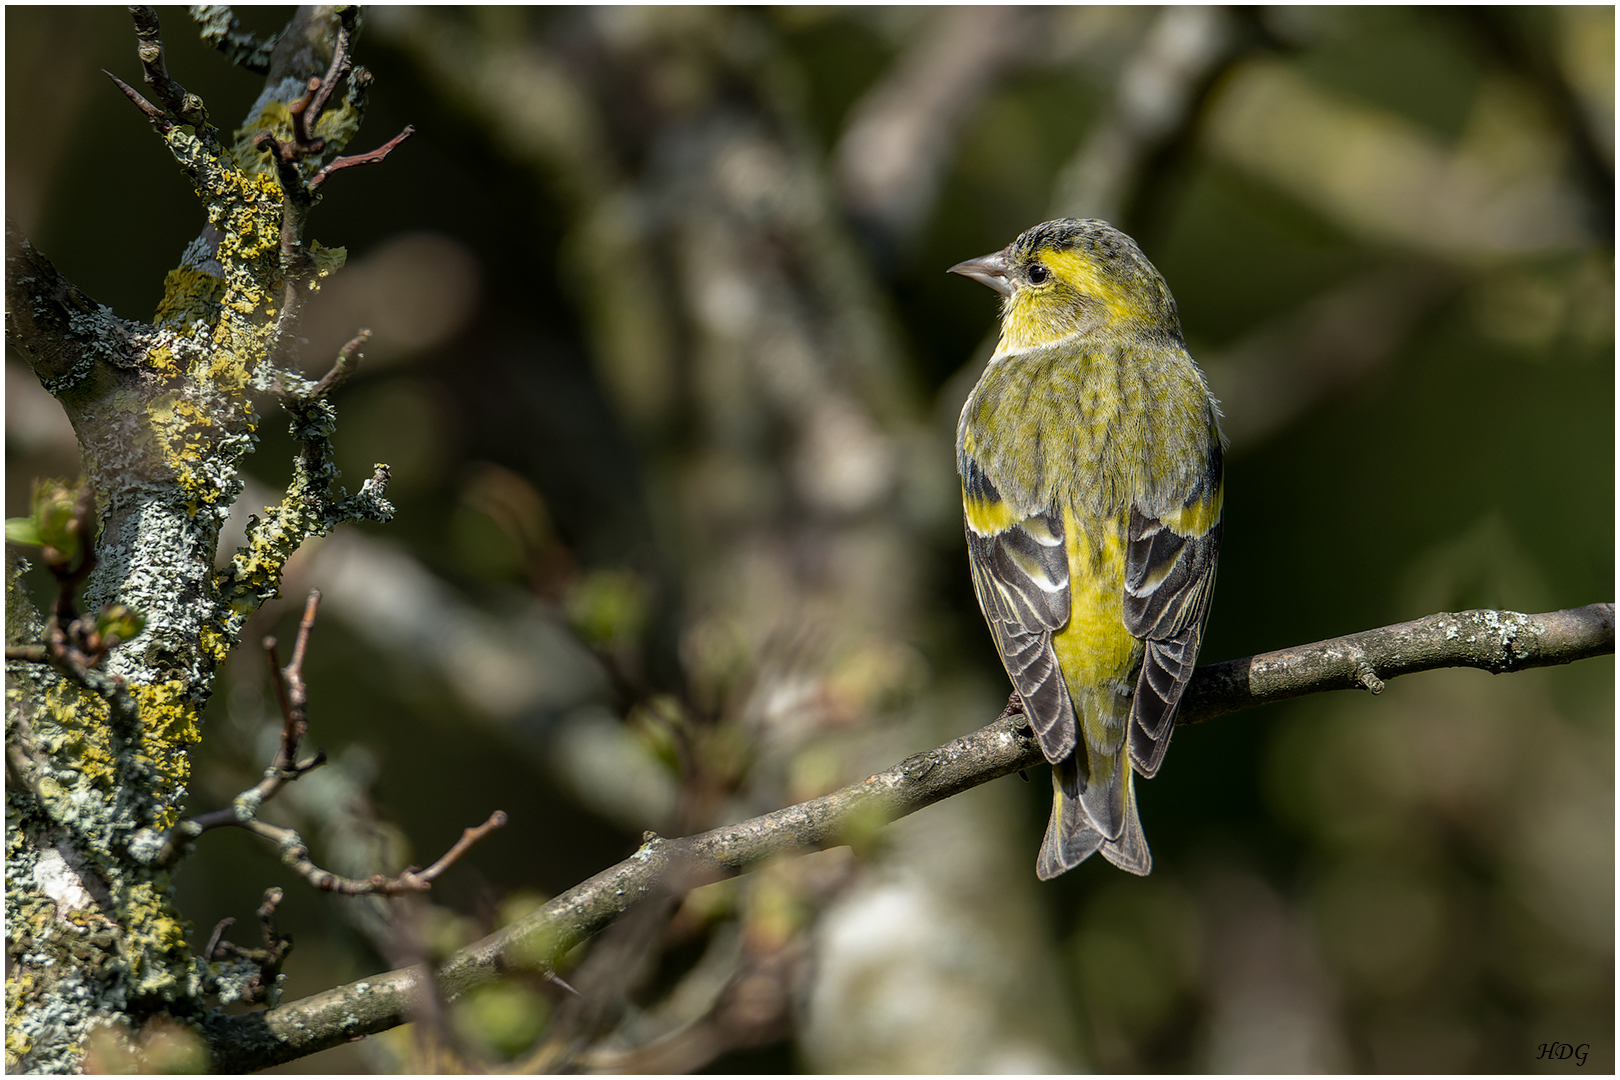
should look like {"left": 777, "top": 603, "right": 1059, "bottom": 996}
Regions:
{"left": 1122, "top": 438, "right": 1223, "bottom": 778}
{"left": 962, "top": 462, "right": 1075, "bottom": 763}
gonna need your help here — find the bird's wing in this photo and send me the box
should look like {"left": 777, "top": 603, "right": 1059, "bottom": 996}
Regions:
{"left": 962, "top": 458, "right": 1076, "bottom": 763}
{"left": 1122, "top": 437, "right": 1223, "bottom": 778}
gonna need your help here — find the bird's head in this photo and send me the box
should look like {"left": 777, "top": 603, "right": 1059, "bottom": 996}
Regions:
{"left": 949, "top": 218, "right": 1181, "bottom": 352}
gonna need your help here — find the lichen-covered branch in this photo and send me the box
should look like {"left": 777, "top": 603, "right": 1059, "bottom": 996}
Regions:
{"left": 191, "top": 5, "right": 280, "bottom": 74}
{"left": 200, "top": 603, "right": 1614, "bottom": 1070}
{"left": 4, "top": 219, "right": 134, "bottom": 395}
{"left": 4, "top": 7, "right": 403, "bottom": 1072}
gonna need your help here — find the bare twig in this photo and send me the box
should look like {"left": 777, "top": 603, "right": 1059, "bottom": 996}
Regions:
{"left": 129, "top": 6, "right": 209, "bottom": 131}
{"left": 252, "top": 132, "right": 309, "bottom": 203}
{"left": 103, "top": 70, "right": 175, "bottom": 135}
{"left": 237, "top": 811, "right": 508, "bottom": 897}
{"left": 200, "top": 602, "right": 1613, "bottom": 1071}
{"left": 411, "top": 812, "right": 511, "bottom": 888}
{"left": 245, "top": 8, "right": 395, "bottom": 373}
{"left": 311, "top": 330, "right": 371, "bottom": 398}
{"left": 1178, "top": 603, "right": 1615, "bottom": 724}
{"left": 141, "top": 588, "right": 499, "bottom": 881}
{"left": 305, "top": 5, "right": 359, "bottom": 137}
{"left": 203, "top": 918, "right": 236, "bottom": 964}
{"left": 309, "top": 126, "right": 415, "bottom": 191}
{"left": 142, "top": 592, "right": 325, "bottom": 861}
{"left": 282, "top": 590, "right": 319, "bottom": 723}
{"left": 287, "top": 76, "right": 325, "bottom": 152}
{"left": 146, "top": 590, "right": 327, "bottom": 863}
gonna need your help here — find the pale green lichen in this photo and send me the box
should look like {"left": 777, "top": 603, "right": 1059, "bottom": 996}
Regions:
{"left": 306, "top": 241, "right": 348, "bottom": 289}
{"left": 191, "top": 5, "right": 280, "bottom": 74}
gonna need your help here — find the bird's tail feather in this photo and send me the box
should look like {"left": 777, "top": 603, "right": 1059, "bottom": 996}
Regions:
{"left": 1037, "top": 757, "right": 1102, "bottom": 880}
{"left": 1075, "top": 683, "right": 1132, "bottom": 841}
{"left": 1037, "top": 756, "right": 1151, "bottom": 879}
{"left": 1099, "top": 770, "right": 1151, "bottom": 875}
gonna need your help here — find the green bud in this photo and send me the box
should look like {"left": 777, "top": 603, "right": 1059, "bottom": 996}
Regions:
{"left": 96, "top": 604, "right": 147, "bottom": 647}
{"left": 564, "top": 568, "right": 647, "bottom": 649}
{"left": 17, "top": 479, "right": 90, "bottom": 572}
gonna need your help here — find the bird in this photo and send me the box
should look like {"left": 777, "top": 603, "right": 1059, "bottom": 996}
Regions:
{"left": 950, "top": 218, "right": 1223, "bottom": 879}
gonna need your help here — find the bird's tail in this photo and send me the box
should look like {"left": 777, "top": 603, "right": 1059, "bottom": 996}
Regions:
{"left": 1036, "top": 755, "right": 1151, "bottom": 880}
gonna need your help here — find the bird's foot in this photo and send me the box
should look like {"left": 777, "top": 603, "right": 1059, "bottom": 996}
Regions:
{"left": 998, "top": 690, "right": 1033, "bottom": 734}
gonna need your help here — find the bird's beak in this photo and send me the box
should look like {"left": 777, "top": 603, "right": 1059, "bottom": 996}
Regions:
{"left": 948, "top": 249, "right": 1013, "bottom": 296}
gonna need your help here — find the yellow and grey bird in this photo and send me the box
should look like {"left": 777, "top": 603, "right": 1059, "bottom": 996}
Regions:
{"left": 951, "top": 218, "right": 1223, "bottom": 879}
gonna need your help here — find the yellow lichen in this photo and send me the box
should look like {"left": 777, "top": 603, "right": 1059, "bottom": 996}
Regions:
{"left": 116, "top": 878, "right": 194, "bottom": 999}
{"left": 145, "top": 345, "right": 177, "bottom": 374}
{"left": 153, "top": 270, "right": 227, "bottom": 330}
{"left": 128, "top": 682, "right": 202, "bottom": 830}
{"left": 197, "top": 625, "right": 233, "bottom": 666}
{"left": 42, "top": 681, "right": 116, "bottom": 788}
{"left": 307, "top": 241, "right": 348, "bottom": 291}
{"left": 5, "top": 970, "right": 37, "bottom": 1065}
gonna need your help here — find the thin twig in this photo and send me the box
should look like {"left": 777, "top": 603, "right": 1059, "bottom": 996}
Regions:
{"left": 263, "top": 636, "right": 291, "bottom": 736}
{"left": 238, "top": 812, "right": 508, "bottom": 897}
{"left": 258, "top": 887, "right": 287, "bottom": 946}
{"left": 252, "top": 132, "right": 309, "bottom": 201}
{"left": 311, "top": 330, "right": 371, "bottom": 398}
{"left": 102, "top": 70, "right": 175, "bottom": 134}
{"left": 147, "top": 590, "right": 333, "bottom": 865}
{"left": 309, "top": 126, "right": 416, "bottom": 191}
{"left": 203, "top": 888, "right": 293, "bottom": 1005}
{"left": 411, "top": 812, "right": 512, "bottom": 888}
{"left": 304, "top": 6, "right": 359, "bottom": 136}
{"left": 284, "top": 589, "right": 320, "bottom": 686}
{"left": 204, "top": 918, "right": 237, "bottom": 962}
{"left": 129, "top": 6, "right": 208, "bottom": 130}
{"left": 287, "top": 77, "right": 325, "bottom": 153}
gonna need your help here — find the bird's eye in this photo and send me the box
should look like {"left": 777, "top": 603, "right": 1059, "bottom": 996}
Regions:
{"left": 1027, "top": 264, "right": 1050, "bottom": 285}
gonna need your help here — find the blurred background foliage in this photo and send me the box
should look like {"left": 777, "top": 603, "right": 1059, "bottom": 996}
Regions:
{"left": 6, "top": 5, "right": 1612, "bottom": 1073}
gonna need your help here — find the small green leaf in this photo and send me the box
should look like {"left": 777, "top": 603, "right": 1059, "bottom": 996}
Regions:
{"left": 5, "top": 518, "right": 42, "bottom": 547}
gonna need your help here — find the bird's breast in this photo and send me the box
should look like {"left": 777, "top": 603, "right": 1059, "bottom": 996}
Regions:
{"left": 960, "top": 341, "right": 1144, "bottom": 520}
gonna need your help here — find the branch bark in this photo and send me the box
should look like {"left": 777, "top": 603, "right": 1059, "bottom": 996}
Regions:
{"left": 201, "top": 602, "right": 1614, "bottom": 1071}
